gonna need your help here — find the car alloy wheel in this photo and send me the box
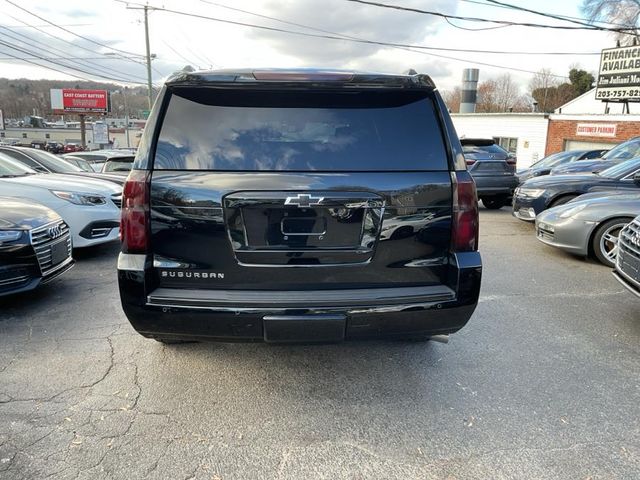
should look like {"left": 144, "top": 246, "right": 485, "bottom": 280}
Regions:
{"left": 592, "top": 218, "right": 633, "bottom": 267}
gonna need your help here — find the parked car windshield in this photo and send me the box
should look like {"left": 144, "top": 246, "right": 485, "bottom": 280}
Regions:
{"left": 103, "top": 158, "right": 134, "bottom": 172}
{"left": 154, "top": 90, "right": 448, "bottom": 171}
{"left": 531, "top": 151, "right": 577, "bottom": 169}
{"left": 602, "top": 137, "right": 640, "bottom": 160}
{"left": 599, "top": 158, "right": 640, "bottom": 179}
{"left": 28, "top": 149, "right": 83, "bottom": 173}
{"left": 0, "top": 153, "right": 37, "bottom": 176}
{"left": 66, "top": 157, "right": 94, "bottom": 172}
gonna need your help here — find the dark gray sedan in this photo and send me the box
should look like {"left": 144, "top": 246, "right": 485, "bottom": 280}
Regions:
{"left": 535, "top": 192, "right": 640, "bottom": 267}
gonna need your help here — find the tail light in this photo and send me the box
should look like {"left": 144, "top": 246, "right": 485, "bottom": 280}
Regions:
{"left": 465, "top": 159, "right": 476, "bottom": 166}
{"left": 451, "top": 171, "right": 479, "bottom": 252}
{"left": 120, "top": 170, "right": 150, "bottom": 254}
{"left": 506, "top": 156, "right": 517, "bottom": 165}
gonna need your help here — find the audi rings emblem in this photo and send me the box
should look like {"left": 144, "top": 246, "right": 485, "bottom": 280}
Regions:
{"left": 47, "top": 225, "right": 63, "bottom": 239}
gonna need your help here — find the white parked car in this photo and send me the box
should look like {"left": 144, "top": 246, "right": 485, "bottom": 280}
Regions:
{"left": 0, "top": 153, "right": 122, "bottom": 248}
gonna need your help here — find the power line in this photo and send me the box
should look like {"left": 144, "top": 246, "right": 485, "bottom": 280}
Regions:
{"left": 110, "top": 1, "right": 578, "bottom": 78}
{"left": 0, "top": 39, "right": 147, "bottom": 84}
{"left": 0, "top": 47, "right": 102, "bottom": 82}
{"left": 193, "top": 0, "right": 570, "bottom": 78}
{"left": 1, "top": 23, "right": 101, "bottom": 28}
{"left": 0, "top": 25, "right": 150, "bottom": 83}
{"left": 485, "top": 0, "right": 636, "bottom": 31}
{"left": 4, "top": 0, "right": 146, "bottom": 62}
{"left": 2, "top": 12, "right": 147, "bottom": 69}
{"left": 161, "top": 39, "right": 202, "bottom": 68}
{"left": 117, "top": 1, "right": 600, "bottom": 57}
{"left": 345, "top": 0, "right": 636, "bottom": 33}
{"left": 0, "top": 56, "right": 141, "bottom": 60}
{"left": 460, "top": 0, "right": 634, "bottom": 29}
{"left": 444, "top": 17, "right": 512, "bottom": 31}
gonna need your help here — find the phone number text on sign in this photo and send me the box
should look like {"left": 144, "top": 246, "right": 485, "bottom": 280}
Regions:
{"left": 596, "top": 88, "right": 640, "bottom": 99}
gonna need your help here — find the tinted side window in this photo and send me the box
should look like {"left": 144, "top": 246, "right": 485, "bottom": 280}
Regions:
{"left": 154, "top": 90, "right": 448, "bottom": 171}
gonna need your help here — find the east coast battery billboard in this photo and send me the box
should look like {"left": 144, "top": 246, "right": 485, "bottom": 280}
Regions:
{"left": 596, "top": 45, "right": 640, "bottom": 102}
{"left": 50, "top": 89, "right": 109, "bottom": 113}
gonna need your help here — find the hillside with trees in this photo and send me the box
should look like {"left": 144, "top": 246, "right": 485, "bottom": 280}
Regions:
{"left": 0, "top": 78, "right": 153, "bottom": 120}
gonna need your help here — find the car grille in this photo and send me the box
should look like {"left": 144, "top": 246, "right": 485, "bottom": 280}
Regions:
{"left": 30, "top": 220, "right": 72, "bottom": 276}
{"left": 112, "top": 193, "right": 122, "bottom": 209}
{"left": 617, "top": 218, "right": 640, "bottom": 284}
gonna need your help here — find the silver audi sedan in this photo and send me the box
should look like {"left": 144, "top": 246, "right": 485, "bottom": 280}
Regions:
{"left": 535, "top": 192, "right": 640, "bottom": 267}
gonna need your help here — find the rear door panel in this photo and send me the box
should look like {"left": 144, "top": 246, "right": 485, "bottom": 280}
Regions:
{"left": 150, "top": 171, "right": 452, "bottom": 290}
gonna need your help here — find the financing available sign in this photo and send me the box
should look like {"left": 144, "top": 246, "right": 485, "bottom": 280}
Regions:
{"left": 596, "top": 45, "right": 640, "bottom": 102}
{"left": 50, "top": 89, "right": 109, "bottom": 113}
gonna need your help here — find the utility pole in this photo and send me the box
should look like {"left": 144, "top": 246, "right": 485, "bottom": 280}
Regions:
{"left": 124, "top": 2, "right": 155, "bottom": 108}
{"left": 144, "top": 5, "right": 153, "bottom": 109}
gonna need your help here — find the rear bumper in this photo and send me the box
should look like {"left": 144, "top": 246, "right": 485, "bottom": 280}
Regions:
{"left": 118, "top": 252, "right": 482, "bottom": 342}
{"left": 473, "top": 176, "right": 518, "bottom": 197}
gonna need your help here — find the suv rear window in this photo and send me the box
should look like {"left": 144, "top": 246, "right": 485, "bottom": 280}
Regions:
{"left": 153, "top": 90, "right": 448, "bottom": 171}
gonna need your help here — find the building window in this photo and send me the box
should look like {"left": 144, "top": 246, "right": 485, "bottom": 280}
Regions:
{"left": 45, "top": 133, "right": 50, "bottom": 139}
{"left": 0, "top": 132, "right": 4, "bottom": 138}
{"left": 22, "top": 133, "right": 27, "bottom": 139}
{"left": 494, "top": 137, "right": 518, "bottom": 154}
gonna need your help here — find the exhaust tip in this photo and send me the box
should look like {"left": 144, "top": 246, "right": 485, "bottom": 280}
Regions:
{"left": 429, "top": 334, "right": 449, "bottom": 344}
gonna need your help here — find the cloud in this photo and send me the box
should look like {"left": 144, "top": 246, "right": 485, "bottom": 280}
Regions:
{"left": 243, "top": 0, "right": 456, "bottom": 70}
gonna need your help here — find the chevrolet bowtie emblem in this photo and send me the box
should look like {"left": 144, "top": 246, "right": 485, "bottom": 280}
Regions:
{"left": 284, "top": 194, "right": 324, "bottom": 208}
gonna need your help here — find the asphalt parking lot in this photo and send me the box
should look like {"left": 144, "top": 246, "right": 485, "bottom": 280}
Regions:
{"left": 0, "top": 209, "right": 638, "bottom": 480}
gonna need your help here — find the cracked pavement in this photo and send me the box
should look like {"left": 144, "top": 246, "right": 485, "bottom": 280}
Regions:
{"left": 0, "top": 209, "right": 638, "bottom": 479}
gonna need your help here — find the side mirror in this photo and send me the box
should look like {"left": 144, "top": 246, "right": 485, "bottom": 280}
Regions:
{"left": 634, "top": 172, "right": 640, "bottom": 186}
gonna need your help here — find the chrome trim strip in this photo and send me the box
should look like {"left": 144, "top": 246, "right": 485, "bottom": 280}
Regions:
{"left": 117, "top": 253, "right": 146, "bottom": 271}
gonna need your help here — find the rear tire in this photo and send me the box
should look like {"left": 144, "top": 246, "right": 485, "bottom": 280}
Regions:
{"left": 591, "top": 218, "right": 632, "bottom": 267}
{"left": 549, "top": 194, "right": 578, "bottom": 208}
{"left": 482, "top": 196, "right": 508, "bottom": 210}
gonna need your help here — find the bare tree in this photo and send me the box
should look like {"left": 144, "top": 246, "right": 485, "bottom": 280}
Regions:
{"left": 581, "top": 0, "right": 640, "bottom": 45}
{"left": 529, "top": 69, "right": 558, "bottom": 112}
{"left": 442, "top": 86, "right": 461, "bottom": 113}
{"left": 476, "top": 73, "right": 528, "bottom": 112}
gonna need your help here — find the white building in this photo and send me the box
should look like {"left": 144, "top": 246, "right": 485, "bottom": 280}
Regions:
{"left": 451, "top": 113, "right": 549, "bottom": 168}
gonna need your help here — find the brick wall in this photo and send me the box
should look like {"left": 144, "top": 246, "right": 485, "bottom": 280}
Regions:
{"left": 545, "top": 120, "right": 640, "bottom": 155}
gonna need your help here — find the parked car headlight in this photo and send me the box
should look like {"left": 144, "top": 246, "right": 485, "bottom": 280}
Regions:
{"left": 518, "top": 188, "right": 546, "bottom": 198}
{"left": 558, "top": 204, "right": 588, "bottom": 219}
{"left": 51, "top": 190, "right": 107, "bottom": 206}
{"left": 0, "top": 230, "right": 23, "bottom": 244}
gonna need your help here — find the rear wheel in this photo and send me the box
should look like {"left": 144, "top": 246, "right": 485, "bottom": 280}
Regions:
{"left": 481, "top": 196, "right": 508, "bottom": 210}
{"left": 591, "top": 218, "right": 632, "bottom": 267}
{"left": 549, "top": 194, "right": 578, "bottom": 208}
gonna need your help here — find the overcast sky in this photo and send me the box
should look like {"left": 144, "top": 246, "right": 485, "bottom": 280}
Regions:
{"left": 0, "top": 0, "right": 617, "bottom": 94}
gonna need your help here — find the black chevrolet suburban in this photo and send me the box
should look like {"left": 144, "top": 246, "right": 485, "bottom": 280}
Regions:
{"left": 117, "top": 69, "right": 482, "bottom": 344}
